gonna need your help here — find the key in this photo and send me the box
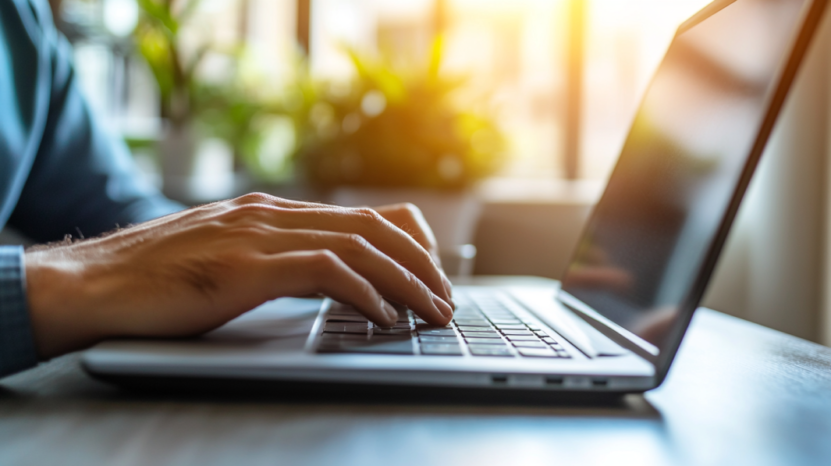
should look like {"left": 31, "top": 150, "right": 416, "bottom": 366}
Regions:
{"left": 453, "top": 320, "right": 491, "bottom": 327}
{"left": 326, "top": 315, "right": 369, "bottom": 323}
{"left": 461, "top": 329, "right": 499, "bottom": 334}
{"left": 324, "top": 322, "right": 369, "bottom": 334}
{"left": 420, "top": 343, "right": 463, "bottom": 356}
{"left": 373, "top": 328, "right": 412, "bottom": 336}
{"left": 457, "top": 325, "right": 495, "bottom": 332}
{"left": 341, "top": 338, "right": 415, "bottom": 355}
{"left": 469, "top": 346, "right": 513, "bottom": 357}
{"left": 465, "top": 337, "right": 506, "bottom": 344}
{"left": 494, "top": 324, "right": 527, "bottom": 330}
{"left": 490, "top": 320, "right": 522, "bottom": 325}
{"left": 505, "top": 335, "right": 539, "bottom": 342}
{"left": 320, "top": 333, "right": 368, "bottom": 341}
{"left": 418, "top": 329, "right": 456, "bottom": 337}
{"left": 419, "top": 336, "right": 459, "bottom": 343}
{"left": 463, "top": 333, "right": 502, "bottom": 340}
{"left": 517, "top": 348, "right": 558, "bottom": 358}
{"left": 500, "top": 330, "right": 535, "bottom": 336}
{"left": 511, "top": 341, "right": 547, "bottom": 349}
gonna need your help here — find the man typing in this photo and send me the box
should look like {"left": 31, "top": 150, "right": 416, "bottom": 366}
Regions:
{"left": 0, "top": 0, "right": 452, "bottom": 378}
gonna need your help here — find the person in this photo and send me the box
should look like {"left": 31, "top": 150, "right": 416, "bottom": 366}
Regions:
{"left": 0, "top": 0, "right": 453, "bottom": 378}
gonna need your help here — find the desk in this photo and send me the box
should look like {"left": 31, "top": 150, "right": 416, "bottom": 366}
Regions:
{"left": 2, "top": 300, "right": 831, "bottom": 465}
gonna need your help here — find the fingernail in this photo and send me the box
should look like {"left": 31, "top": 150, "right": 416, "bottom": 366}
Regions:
{"left": 432, "top": 294, "right": 454, "bottom": 319}
{"left": 382, "top": 299, "right": 398, "bottom": 324}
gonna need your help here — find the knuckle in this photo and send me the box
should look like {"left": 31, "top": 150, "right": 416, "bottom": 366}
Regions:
{"left": 403, "top": 269, "right": 428, "bottom": 294}
{"left": 341, "top": 233, "right": 370, "bottom": 254}
{"left": 352, "top": 207, "right": 383, "bottom": 225}
{"left": 307, "top": 249, "right": 340, "bottom": 273}
{"left": 229, "top": 203, "right": 264, "bottom": 220}
{"left": 236, "top": 192, "right": 275, "bottom": 205}
{"left": 399, "top": 202, "right": 422, "bottom": 218}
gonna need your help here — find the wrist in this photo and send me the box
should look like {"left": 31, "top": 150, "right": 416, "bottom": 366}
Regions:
{"left": 25, "top": 249, "right": 104, "bottom": 358}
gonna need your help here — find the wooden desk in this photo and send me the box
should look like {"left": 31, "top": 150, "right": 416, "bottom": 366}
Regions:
{"left": 2, "top": 306, "right": 831, "bottom": 465}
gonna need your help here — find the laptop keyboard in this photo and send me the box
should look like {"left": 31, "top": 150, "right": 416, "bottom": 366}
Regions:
{"left": 315, "top": 290, "right": 572, "bottom": 358}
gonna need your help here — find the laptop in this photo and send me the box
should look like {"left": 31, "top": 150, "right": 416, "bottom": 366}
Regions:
{"left": 83, "top": 0, "right": 827, "bottom": 396}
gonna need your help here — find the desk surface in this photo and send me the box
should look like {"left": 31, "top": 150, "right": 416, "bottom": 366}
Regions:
{"left": 2, "top": 288, "right": 831, "bottom": 465}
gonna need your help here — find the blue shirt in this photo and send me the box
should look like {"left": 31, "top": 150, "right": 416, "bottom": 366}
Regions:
{"left": 0, "top": 0, "right": 183, "bottom": 377}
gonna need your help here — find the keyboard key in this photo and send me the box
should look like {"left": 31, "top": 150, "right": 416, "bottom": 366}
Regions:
{"left": 419, "top": 335, "right": 460, "bottom": 343}
{"left": 373, "top": 328, "right": 412, "bottom": 336}
{"left": 494, "top": 324, "right": 527, "bottom": 330}
{"left": 505, "top": 335, "right": 539, "bottom": 342}
{"left": 420, "top": 344, "right": 463, "bottom": 356}
{"left": 469, "top": 346, "right": 514, "bottom": 357}
{"left": 465, "top": 337, "right": 506, "bottom": 344}
{"left": 511, "top": 341, "right": 547, "bottom": 349}
{"left": 344, "top": 339, "right": 415, "bottom": 355}
{"left": 326, "top": 315, "right": 369, "bottom": 323}
{"left": 454, "top": 319, "right": 490, "bottom": 325}
{"left": 418, "top": 329, "right": 456, "bottom": 337}
{"left": 500, "top": 330, "right": 535, "bottom": 336}
{"left": 490, "top": 320, "right": 522, "bottom": 325}
{"left": 324, "top": 322, "right": 369, "bottom": 334}
{"left": 374, "top": 322, "right": 411, "bottom": 330}
{"left": 461, "top": 328, "right": 499, "bottom": 334}
{"left": 457, "top": 325, "right": 495, "bottom": 332}
{"left": 320, "top": 333, "right": 369, "bottom": 343}
{"left": 517, "top": 348, "right": 558, "bottom": 358}
{"left": 461, "top": 333, "right": 500, "bottom": 339}
{"left": 462, "top": 333, "right": 502, "bottom": 341}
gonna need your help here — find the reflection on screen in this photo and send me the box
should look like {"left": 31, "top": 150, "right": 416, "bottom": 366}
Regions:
{"left": 562, "top": 0, "right": 806, "bottom": 352}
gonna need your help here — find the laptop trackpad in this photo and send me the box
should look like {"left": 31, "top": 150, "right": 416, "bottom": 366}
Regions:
{"left": 203, "top": 298, "right": 323, "bottom": 342}
{"left": 566, "top": 312, "right": 629, "bottom": 357}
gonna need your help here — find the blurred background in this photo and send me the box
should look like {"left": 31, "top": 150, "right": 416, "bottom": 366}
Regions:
{"left": 24, "top": 0, "right": 831, "bottom": 345}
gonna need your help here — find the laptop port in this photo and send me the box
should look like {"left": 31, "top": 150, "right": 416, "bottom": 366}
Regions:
{"left": 491, "top": 375, "right": 509, "bottom": 385}
{"left": 544, "top": 376, "right": 564, "bottom": 386}
{"left": 592, "top": 379, "right": 609, "bottom": 388}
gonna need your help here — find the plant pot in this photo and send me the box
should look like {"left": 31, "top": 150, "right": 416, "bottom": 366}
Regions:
{"left": 330, "top": 187, "right": 482, "bottom": 276}
{"left": 159, "top": 124, "right": 235, "bottom": 203}
{"left": 160, "top": 123, "right": 197, "bottom": 202}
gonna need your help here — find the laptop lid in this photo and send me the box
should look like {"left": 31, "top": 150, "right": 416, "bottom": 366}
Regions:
{"left": 558, "top": 0, "right": 827, "bottom": 383}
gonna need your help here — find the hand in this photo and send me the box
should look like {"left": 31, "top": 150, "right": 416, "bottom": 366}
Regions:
{"left": 24, "top": 193, "right": 454, "bottom": 359}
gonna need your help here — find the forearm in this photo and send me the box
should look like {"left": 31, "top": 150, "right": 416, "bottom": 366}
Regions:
{"left": 0, "top": 246, "right": 39, "bottom": 377}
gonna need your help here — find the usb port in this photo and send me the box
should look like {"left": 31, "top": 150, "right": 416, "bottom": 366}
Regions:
{"left": 592, "top": 379, "right": 609, "bottom": 388}
{"left": 545, "top": 376, "right": 564, "bottom": 386}
{"left": 491, "top": 375, "right": 509, "bottom": 385}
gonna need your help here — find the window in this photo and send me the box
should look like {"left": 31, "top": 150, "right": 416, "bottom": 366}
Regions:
{"left": 308, "top": 0, "right": 712, "bottom": 181}
{"left": 58, "top": 0, "right": 711, "bottom": 183}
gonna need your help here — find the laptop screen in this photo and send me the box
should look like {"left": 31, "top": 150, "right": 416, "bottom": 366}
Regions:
{"left": 561, "top": 0, "right": 809, "bottom": 354}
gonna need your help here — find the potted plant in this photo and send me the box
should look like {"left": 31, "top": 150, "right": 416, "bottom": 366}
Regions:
{"left": 134, "top": 0, "right": 273, "bottom": 202}
{"left": 274, "top": 40, "right": 505, "bottom": 273}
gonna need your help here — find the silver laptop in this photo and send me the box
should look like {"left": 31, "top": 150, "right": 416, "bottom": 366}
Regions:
{"left": 83, "top": 0, "right": 827, "bottom": 395}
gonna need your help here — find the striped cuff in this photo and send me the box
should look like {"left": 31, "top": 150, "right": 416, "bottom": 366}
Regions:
{"left": 0, "top": 246, "right": 38, "bottom": 377}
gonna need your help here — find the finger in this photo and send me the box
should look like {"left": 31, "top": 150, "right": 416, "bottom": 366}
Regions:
{"left": 372, "top": 203, "right": 454, "bottom": 300}
{"left": 373, "top": 203, "right": 439, "bottom": 260}
{"left": 249, "top": 228, "right": 452, "bottom": 325}
{"left": 221, "top": 203, "right": 453, "bottom": 309}
{"left": 231, "top": 192, "right": 330, "bottom": 210}
{"left": 259, "top": 250, "right": 398, "bottom": 327}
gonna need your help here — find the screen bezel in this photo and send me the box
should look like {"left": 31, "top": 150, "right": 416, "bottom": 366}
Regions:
{"left": 557, "top": 0, "right": 827, "bottom": 385}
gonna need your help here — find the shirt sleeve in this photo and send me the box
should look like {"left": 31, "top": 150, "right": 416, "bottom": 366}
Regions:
{"left": 0, "top": 246, "right": 38, "bottom": 378}
{"left": 7, "top": 0, "right": 184, "bottom": 243}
